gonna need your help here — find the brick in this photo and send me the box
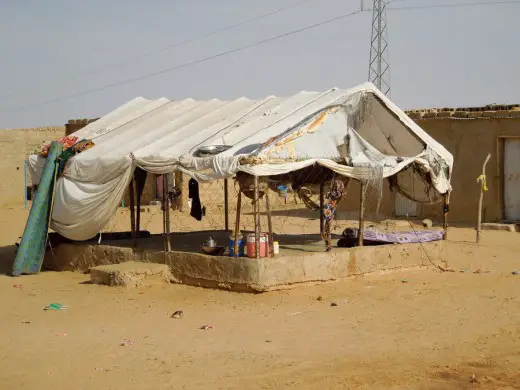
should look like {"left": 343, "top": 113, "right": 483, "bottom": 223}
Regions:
{"left": 407, "top": 111, "right": 422, "bottom": 119}
{"left": 437, "top": 111, "right": 453, "bottom": 118}
{"left": 453, "top": 111, "right": 468, "bottom": 118}
{"left": 508, "top": 110, "right": 520, "bottom": 117}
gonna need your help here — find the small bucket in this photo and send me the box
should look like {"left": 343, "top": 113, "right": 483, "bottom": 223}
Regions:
{"left": 277, "top": 185, "right": 288, "bottom": 198}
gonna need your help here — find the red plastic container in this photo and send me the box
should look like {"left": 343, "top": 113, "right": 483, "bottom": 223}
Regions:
{"left": 246, "top": 233, "right": 268, "bottom": 258}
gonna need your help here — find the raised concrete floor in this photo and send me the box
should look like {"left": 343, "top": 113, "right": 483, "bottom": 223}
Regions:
{"left": 45, "top": 231, "right": 447, "bottom": 292}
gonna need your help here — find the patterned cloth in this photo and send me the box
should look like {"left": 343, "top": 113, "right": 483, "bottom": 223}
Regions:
{"left": 321, "top": 179, "right": 345, "bottom": 252}
{"left": 36, "top": 136, "right": 78, "bottom": 157}
{"left": 57, "top": 139, "right": 95, "bottom": 176}
{"left": 71, "top": 139, "right": 95, "bottom": 153}
{"left": 337, "top": 227, "right": 443, "bottom": 248}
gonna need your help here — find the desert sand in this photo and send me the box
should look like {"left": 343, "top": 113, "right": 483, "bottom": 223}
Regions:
{"left": 0, "top": 207, "right": 519, "bottom": 389}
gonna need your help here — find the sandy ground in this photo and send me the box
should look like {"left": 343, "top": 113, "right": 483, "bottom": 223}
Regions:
{"left": 0, "top": 207, "right": 519, "bottom": 389}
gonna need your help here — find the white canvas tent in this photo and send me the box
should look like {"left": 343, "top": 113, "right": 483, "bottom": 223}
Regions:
{"left": 29, "top": 82, "right": 453, "bottom": 241}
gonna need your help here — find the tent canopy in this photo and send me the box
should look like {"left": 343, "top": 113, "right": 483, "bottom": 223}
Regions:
{"left": 29, "top": 82, "right": 453, "bottom": 241}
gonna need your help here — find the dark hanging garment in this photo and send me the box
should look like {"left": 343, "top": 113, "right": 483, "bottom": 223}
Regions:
{"left": 188, "top": 178, "right": 203, "bottom": 221}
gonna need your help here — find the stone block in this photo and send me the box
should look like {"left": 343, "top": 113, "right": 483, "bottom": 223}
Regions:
{"left": 480, "top": 223, "right": 518, "bottom": 233}
{"left": 507, "top": 110, "right": 520, "bottom": 118}
{"left": 407, "top": 111, "right": 422, "bottom": 119}
{"left": 437, "top": 111, "right": 453, "bottom": 118}
{"left": 90, "top": 261, "right": 173, "bottom": 287}
{"left": 467, "top": 112, "right": 483, "bottom": 118}
{"left": 453, "top": 111, "right": 468, "bottom": 118}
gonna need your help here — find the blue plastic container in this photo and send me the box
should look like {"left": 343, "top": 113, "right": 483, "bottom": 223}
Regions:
{"left": 228, "top": 238, "right": 245, "bottom": 257}
{"left": 277, "top": 185, "right": 288, "bottom": 197}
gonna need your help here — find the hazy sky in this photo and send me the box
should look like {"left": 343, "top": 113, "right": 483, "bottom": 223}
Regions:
{"left": 1, "top": 0, "right": 519, "bottom": 129}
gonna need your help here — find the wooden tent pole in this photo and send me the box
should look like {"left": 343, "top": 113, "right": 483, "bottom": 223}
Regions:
{"left": 136, "top": 176, "right": 141, "bottom": 238}
{"left": 265, "top": 188, "right": 274, "bottom": 257}
{"left": 319, "top": 182, "right": 325, "bottom": 236}
{"left": 162, "top": 174, "right": 168, "bottom": 253}
{"left": 224, "top": 178, "right": 229, "bottom": 231}
{"left": 129, "top": 178, "right": 137, "bottom": 249}
{"left": 358, "top": 180, "right": 365, "bottom": 247}
{"left": 476, "top": 153, "right": 491, "bottom": 244}
{"left": 233, "top": 190, "right": 242, "bottom": 257}
{"left": 163, "top": 174, "right": 172, "bottom": 252}
{"left": 443, "top": 192, "right": 450, "bottom": 240}
{"left": 254, "top": 175, "right": 261, "bottom": 259}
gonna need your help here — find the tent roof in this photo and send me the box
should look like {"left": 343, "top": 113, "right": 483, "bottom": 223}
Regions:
{"left": 29, "top": 82, "right": 453, "bottom": 240}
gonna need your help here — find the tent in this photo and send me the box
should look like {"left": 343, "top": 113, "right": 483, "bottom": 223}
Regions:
{"left": 28, "top": 82, "right": 453, "bottom": 241}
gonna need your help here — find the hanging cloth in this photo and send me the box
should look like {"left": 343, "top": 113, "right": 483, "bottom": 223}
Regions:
{"left": 188, "top": 178, "right": 203, "bottom": 221}
{"left": 321, "top": 178, "right": 345, "bottom": 252}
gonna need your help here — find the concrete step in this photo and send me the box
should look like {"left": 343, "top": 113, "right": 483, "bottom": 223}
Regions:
{"left": 481, "top": 223, "right": 519, "bottom": 233}
{"left": 90, "top": 261, "right": 173, "bottom": 288}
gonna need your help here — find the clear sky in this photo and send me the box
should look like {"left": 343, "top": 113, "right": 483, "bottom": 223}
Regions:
{"left": 1, "top": 0, "right": 519, "bottom": 129}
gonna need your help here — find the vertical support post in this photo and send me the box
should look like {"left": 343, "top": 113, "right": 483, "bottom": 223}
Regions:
{"left": 443, "top": 192, "right": 449, "bottom": 241}
{"left": 476, "top": 153, "right": 491, "bottom": 244}
{"left": 319, "top": 181, "right": 325, "bottom": 235}
{"left": 358, "top": 180, "right": 365, "bottom": 247}
{"left": 265, "top": 188, "right": 274, "bottom": 257}
{"left": 254, "top": 175, "right": 261, "bottom": 259}
{"left": 129, "top": 178, "right": 137, "bottom": 249}
{"left": 136, "top": 181, "right": 141, "bottom": 238}
{"left": 233, "top": 190, "right": 242, "bottom": 257}
{"left": 24, "top": 160, "right": 28, "bottom": 210}
{"left": 224, "top": 178, "right": 229, "bottom": 231}
{"left": 162, "top": 174, "right": 171, "bottom": 252}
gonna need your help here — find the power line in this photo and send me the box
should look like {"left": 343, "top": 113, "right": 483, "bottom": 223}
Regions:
{"left": 3, "top": 9, "right": 366, "bottom": 113}
{"left": 0, "top": 0, "right": 316, "bottom": 102}
{"left": 3, "top": 0, "right": 520, "bottom": 113}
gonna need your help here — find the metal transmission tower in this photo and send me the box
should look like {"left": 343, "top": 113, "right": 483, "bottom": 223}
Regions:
{"left": 368, "top": 0, "right": 390, "bottom": 96}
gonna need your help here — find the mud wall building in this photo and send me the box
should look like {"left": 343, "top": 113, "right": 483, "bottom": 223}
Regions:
{"left": 0, "top": 126, "right": 65, "bottom": 207}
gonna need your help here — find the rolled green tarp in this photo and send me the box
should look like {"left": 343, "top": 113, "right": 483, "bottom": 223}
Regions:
{"left": 12, "top": 142, "right": 63, "bottom": 276}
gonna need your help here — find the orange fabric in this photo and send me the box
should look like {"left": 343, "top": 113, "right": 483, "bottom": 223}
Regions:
{"left": 39, "top": 136, "right": 78, "bottom": 157}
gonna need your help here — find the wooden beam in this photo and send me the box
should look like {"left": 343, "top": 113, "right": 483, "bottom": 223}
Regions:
{"left": 319, "top": 181, "right": 325, "bottom": 236}
{"left": 136, "top": 174, "right": 141, "bottom": 238}
{"left": 254, "top": 175, "right": 261, "bottom": 259}
{"left": 224, "top": 178, "right": 229, "bottom": 231}
{"left": 443, "top": 192, "right": 449, "bottom": 240}
{"left": 265, "top": 187, "right": 274, "bottom": 257}
{"left": 163, "top": 174, "right": 172, "bottom": 252}
{"left": 358, "top": 181, "right": 365, "bottom": 247}
{"left": 476, "top": 154, "right": 491, "bottom": 243}
{"left": 129, "top": 178, "right": 137, "bottom": 249}
{"left": 233, "top": 190, "right": 242, "bottom": 257}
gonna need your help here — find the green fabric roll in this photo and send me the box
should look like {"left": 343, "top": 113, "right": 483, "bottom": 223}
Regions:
{"left": 12, "top": 142, "right": 63, "bottom": 276}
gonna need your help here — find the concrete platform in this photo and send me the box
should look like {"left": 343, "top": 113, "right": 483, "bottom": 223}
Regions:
{"left": 44, "top": 231, "right": 447, "bottom": 292}
{"left": 90, "top": 262, "right": 173, "bottom": 287}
